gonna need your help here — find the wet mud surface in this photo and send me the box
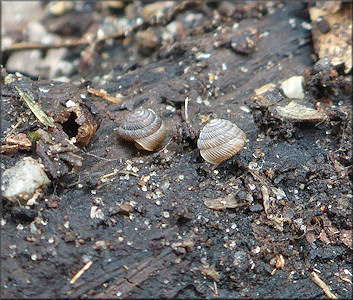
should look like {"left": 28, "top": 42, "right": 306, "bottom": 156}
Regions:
{"left": 1, "top": 2, "right": 352, "bottom": 298}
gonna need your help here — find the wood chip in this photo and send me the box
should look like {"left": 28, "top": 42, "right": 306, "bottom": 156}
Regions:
{"left": 230, "top": 28, "right": 259, "bottom": 54}
{"left": 276, "top": 254, "right": 285, "bottom": 269}
{"left": 197, "top": 259, "right": 220, "bottom": 282}
{"left": 309, "top": 2, "right": 352, "bottom": 73}
{"left": 6, "top": 133, "right": 32, "bottom": 150}
{"left": 119, "top": 202, "right": 133, "bottom": 215}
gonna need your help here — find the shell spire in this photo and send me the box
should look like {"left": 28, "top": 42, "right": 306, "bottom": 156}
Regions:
{"left": 197, "top": 119, "right": 246, "bottom": 165}
{"left": 118, "top": 108, "right": 167, "bottom": 151}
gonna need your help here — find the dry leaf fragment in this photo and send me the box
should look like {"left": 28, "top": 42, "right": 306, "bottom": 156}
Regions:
{"left": 203, "top": 193, "right": 249, "bottom": 211}
{"left": 274, "top": 100, "right": 327, "bottom": 122}
{"left": 15, "top": 86, "right": 56, "bottom": 127}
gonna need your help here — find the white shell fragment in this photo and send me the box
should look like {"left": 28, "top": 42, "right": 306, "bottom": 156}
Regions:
{"left": 197, "top": 119, "right": 246, "bottom": 165}
{"left": 118, "top": 108, "right": 167, "bottom": 151}
{"left": 280, "top": 76, "right": 305, "bottom": 99}
{"left": 1, "top": 157, "right": 51, "bottom": 205}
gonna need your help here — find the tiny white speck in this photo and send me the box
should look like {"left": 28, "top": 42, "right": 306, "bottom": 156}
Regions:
{"left": 240, "top": 67, "right": 248, "bottom": 73}
{"left": 39, "top": 88, "right": 49, "bottom": 93}
{"left": 232, "top": 23, "right": 239, "bottom": 30}
{"left": 289, "top": 18, "right": 296, "bottom": 28}
{"left": 66, "top": 100, "right": 76, "bottom": 108}
{"left": 301, "top": 22, "right": 312, "bottom": 30}
{"left": 240, "top": 106, "right": 251, "bottom": 113}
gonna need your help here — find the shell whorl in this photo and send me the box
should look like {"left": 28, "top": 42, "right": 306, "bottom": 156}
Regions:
{"left": 197, "top": 119, "right": 246, "bottom": 165}
{"left": 118, "top": 108, "right": 166, "bottom": 151}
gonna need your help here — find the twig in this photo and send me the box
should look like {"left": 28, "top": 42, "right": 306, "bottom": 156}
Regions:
{"left": 156, "top": 137, "right": 173, "bottom": 154}
{"left": 81, "top": 151, "right": 120, "bottom": 162}
{"left": 87, "top": 87, "right": 122, "bottom": 103}
{"left": 184, "top": 96, "right": 189, "bottom": 124}
{"left": 208, "top": 281, "right": 219, "bottom": 297}
{"left": 2, "top": 39, "right": 89, "bottom": 53}
{"left": 70, "top": 261, "right": 93, "bottom": 284}
{"left": 340, "top": 276, "right": 352, "bottom": 284}
{"left": 6, "top": 118, "right": 24, "bottom": 138}
{"left": 311, "top": 271, "right": 337, "bottom": 299}
{"left": 117, "top": 170, "right": 139, "bottom": 177}
{"left": 98, "top": 168, "right": 139, "bottom": 181}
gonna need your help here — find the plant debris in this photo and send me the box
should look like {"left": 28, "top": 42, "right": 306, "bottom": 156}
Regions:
{"left": 55, "top": 102, "right": 101, "bottom": 147}
{"left": 35, "top": 126, "right": 83, "bottom": 179}
{"left": 1, "top": 133, "right": 32, "bottom": 155}
{"left": 272, "top": 100, "right": 327, "bottom": 122}
{"left": 15, "top": 86, "right": 56, "bottom": 128}
{"left": 203, "top": 193, "right": 251, "bottom": 211}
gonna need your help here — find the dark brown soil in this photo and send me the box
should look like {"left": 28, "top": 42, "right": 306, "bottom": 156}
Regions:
{"left": 1, "top": 2, "right": 352, "bottom": 298}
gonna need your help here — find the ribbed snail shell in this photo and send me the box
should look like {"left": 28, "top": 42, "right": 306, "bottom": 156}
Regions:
{"left": 197, "top": 119, "right": 246, "bottom": 165}
{"left": 118, "top": 108, "right": 166, "bottom": 151}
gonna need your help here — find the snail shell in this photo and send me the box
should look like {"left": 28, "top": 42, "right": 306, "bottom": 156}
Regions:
{"left": 197, "top": 119, "right": 246, "bottom": 165}
{"left": 118, "top": 108, "right": 166, "bottom": 151}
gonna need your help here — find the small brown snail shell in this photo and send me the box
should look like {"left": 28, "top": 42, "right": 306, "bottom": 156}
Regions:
{"left": 197, "top": 119, "right": 246, "bottom": 165}
{"left": 118, "top": 108, "right": 166, "bottom": 151}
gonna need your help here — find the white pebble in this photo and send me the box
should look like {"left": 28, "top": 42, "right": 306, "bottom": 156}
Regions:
{"left": 1, "top": 157, "right": 51, "bottom": 205}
